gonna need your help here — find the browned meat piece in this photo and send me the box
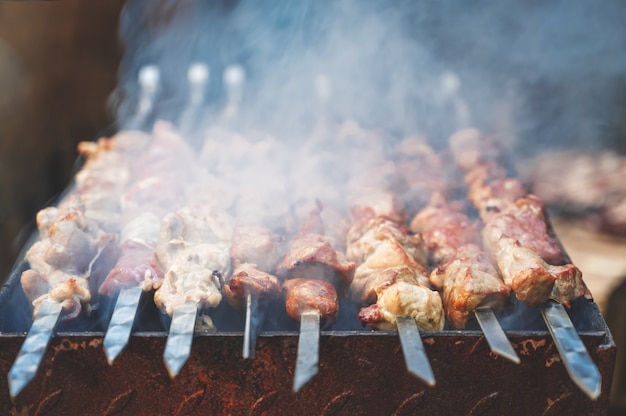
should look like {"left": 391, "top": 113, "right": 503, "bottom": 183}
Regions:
{"left": 224, "top": 263, "right": 282, "bottom": 311}
{"left": 483, "top": 231, "right": 583, "bottom": 307}
{"left": 358, "top": 281, "right": 444, "bottom": 331}
{"left": 347, "top": 216, "right": 427, "bottom": 266}
{"left": 431, "top": 244, "right": 510, "bottom": 328}
{"left": 276, "top": 233, "right": 355, "bottom": 294}
{"left": 484, "top": 196, "right": 564, "bottom": 265}
{"left": 409, "top": 191, "right": 480, "bottom": 265}
{"left": 351, "top": 239, "right": 430, "bottom": 304}
{"left": 467, "top": 176, "right": 527, "bottom": 223}
{"left": 224, "top": 225, "right": 283, "bottom": 310}
{"left": 283, "top": 278, "right": 338, "bottom": 322}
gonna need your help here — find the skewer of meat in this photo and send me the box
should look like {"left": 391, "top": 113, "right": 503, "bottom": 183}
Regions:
{"left": 276, "top": 203, "right": 355, "bottom": 392}
{"left": 99, "top": 121, "right": 200, "bottom": 364}
{"left": 346, "top": 202, "right": 443, "bottom": 387}
{"left": 449, "top": 128, "right": 601, "bottom": 399}
{"left": 449, "top": 129, "right": 588, "bottom": 307}
{"left": 8, "top": 127, "right": 143, "bottom": 397}
{"left": 336, "top": 125, "right": 443, "bottom": 386}
{"left": 153, "top": 202, "right": 233, "bottom": 377}
{"left": 224, "top": 225, "right": 282, "bottom": 359}
{"left": 410, "top": 191, "right": 519, "bottom": 363}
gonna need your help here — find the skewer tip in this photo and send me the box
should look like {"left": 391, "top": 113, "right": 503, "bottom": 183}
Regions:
{"left": 163, "top": 303, "right": 198, "bottom": 379}
{"left": 8, "top": 367, "right": 35, "bottom": 399}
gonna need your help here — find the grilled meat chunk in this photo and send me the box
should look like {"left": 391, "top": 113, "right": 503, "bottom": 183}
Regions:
{"left": 351, "top": 239, "right": 430, "bottom": 305}
{"left": 347, "top": 216, "right": 427, "bottom": 266}
{"left": 224, "top": 263, "right": 282, "bottom": 311}
{"left": 154, "top": 207, "right": 233, "bottom": 316}
{"left": 283, "top": 278, "right": 338, "bottom": 321}
{"left": 431, "top": 244, "right": 510, "bottom": 328}
{"left": 276, "top": 233, "right": 355, "bottom": 294}
{"left": 358, "top": 281, "right": 444, "bottom": 331}
{"left": 409, "top": 191, "right": 480, "bottom": 265}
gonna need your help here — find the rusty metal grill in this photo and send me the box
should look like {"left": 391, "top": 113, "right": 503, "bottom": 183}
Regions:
{"left": 0, "top": 263, "right": 615, "bottom": 415}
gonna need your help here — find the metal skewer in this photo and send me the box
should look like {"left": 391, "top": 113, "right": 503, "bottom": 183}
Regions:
{"left": 396, "top": 316, "right": 436, "bottom": 386}
{"left": 243, "top": 290, "right": 263, "bottom": 359}
{"left": 163, "top": 302, "right": 198, "bottom": 378}
{"left": 221, "top": 64, "right": 245, "bottom": 122}
{"left": 8, "top": 299, "right": 62, "bottom": 398}
{"left": 474, "top": 307, "right": 520, "bottom": 364}
{"left": 103, "top": 286, "right": 143, "bottom": 364}
{"left": 127, "top": 65, "right": 160, "bottom": 130}
{"left": 179, "top": 62, "right": 209, "bottom": 136}
{"left": 541, "top": 301, "right": 602, "bottom": 400}
{"left": 293, "top": 310, "right": 320, "bottom": 392}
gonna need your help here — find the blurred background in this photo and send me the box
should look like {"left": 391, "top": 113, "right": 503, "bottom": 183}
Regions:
{"left": 0, "top": 0, "right": 624, "bottom": 412}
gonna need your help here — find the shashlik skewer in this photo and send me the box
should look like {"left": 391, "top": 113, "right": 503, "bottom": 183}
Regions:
{"left": 224, "top": 226, "right": 282, "bottom": 359}
{"left": 350, "top": 217, "right": 442, "bottom": 385}
{"left": 100, "top": 121, "right": 200, "bottom": 364}
{"left": 334, "top": 122, "right": 442, "bottom": 385}
{"left": 154, "top": 205, "right": 233, "bottom": 377}
{"left": 346, "top": 190, "right": 442, "bottom": 385}
{"left": 276, "top": 205, "right": 355, "bottom": 392}
{"left": 9, "top": 127, "right": 139, "bottom": 397}
{"left": 179, "top": 62, "right": 210, "bottom": 138}
{"left": 449, "top": 128, "right": 601, "bottom": 399}
{"left": 410, "top": 192, "right": 519, "bottom": 363}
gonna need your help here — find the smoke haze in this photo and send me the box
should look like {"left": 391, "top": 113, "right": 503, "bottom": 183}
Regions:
{"left": 112, "top": 0, "right": 626, "bottom": 155}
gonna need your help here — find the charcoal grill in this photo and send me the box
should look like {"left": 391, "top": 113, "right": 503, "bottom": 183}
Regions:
{"left": 0, "top": 257, "right": 615, "bottom": 416}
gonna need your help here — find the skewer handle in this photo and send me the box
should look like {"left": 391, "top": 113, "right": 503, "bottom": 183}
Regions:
{"left": 222, "top": 64, "right": 245, "bottom": 121}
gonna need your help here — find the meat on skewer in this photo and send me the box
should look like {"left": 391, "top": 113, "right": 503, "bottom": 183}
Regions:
{"left": 154, "top": 205, "right": 233, "bottom": 317}
{"left": 99, "top": 122, "right": 200, "bottom": 297}
{"left": 410, "top": 192, "right": 510, "bottom": 329}
{"left": 275, "top": 202, "right": 355, "bottom": 392}
{"left": 276, "top": 204, "right": 355, "bottom": 318}
{"left": 348, "top": 207, "right": 444, "bottom": 331}
{"left": 20, "top": 129, "right": 144, "bottom": 319}
{"left": 449, "top": 129, "right": 589, "bottom": 307}
{"left": 224, "top": 225, "right": 282, "bottom": 312}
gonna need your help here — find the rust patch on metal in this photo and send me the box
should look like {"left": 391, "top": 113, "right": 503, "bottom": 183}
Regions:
{"left": 34, "top": 389, "right": 63, "bottom": 416}
{"left": 542, "top": 392, "right": 573, "bottom": 416}
{"left": 174, "top": 388, "right": 206, "bottom": 416}
{"left": 320, "top": 390, "right": 353, "bottom": 416}
{"left": 467, "top": 392, "right": 499, "bottom": 416}
{"left": 392, "top": 391, "right": 425, "bottom": 416}
{"left": 468, "top": 337, "right": 484, "bottom": 355}
{"left": 88, "top": 338, "right": 102, "bottom": 349}
{"left": 423, "top": 337, "right": 435, "bottom": 346}
{"left": 249, "top": 390, "right": 278, "bottom": 416}
{"left": 104, "top": 389, "right": 135, "bottom": 416}
{"left": 517, "top": 339, "right": 547, "bottom": 356}
{"left": 545, "top": 354, "right": 561, "bottom": 367}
